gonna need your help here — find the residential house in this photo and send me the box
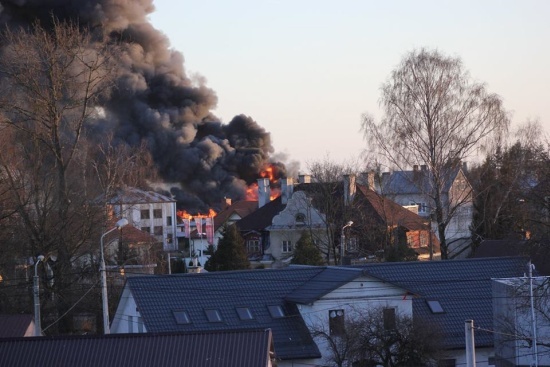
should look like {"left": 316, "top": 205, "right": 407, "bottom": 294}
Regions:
{"left": 492, "top": 275, "right": 550, "bottom": 367}
{"left": 0, "top": 329, "right": 276, "bottom": 367}
{"left": 237, "top": 174, "right": 439, "bottom": 265}
{"left": 111, "top": 257, "right": 527, "bottom": 367}
{"left": 375, "top": 163, "right": 473, "bottom": 258}
{"left": 0, "top": 314, "right": 37, "bottom": 337}
{"left": 103, "top": 187, "right": 178, "bottom": 252}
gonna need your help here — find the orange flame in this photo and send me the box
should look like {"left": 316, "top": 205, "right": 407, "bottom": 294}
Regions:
{"left": 244, "top": 164, "right": 281, "bottom": 202}
{"left": 177, "top": 210, "right": 193, "bottom": 219}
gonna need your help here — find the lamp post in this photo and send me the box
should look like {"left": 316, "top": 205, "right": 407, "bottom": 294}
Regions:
{"left": 100, "top": 218, "right": 128, "bottom": 334}
{"left": 340, "top": 221, "right": 353, "bottom": 265}
{"left": 33, "top": 255, "right": 45, "bottom": 337}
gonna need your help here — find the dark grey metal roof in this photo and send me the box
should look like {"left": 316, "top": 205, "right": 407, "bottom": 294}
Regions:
{"left": 356, "top": 257, "right": 528, "bottom": 349}
{"left": 0, "top": 314, "right": 33, "bottom": 338}
{"left": 0, "top": 329, "right": 274, "bottom": 367}
{"left": 285, "top": 266, "right": 365, "bottom": 304}
{"left": 125, "top": 267, "right": 327, "bottom": 360}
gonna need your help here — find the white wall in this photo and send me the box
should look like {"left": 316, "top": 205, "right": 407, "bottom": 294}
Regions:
{"left": 111, "top": 288, "right": 147, "bottom": 334}
{"left": 298, "top": 275, "right": 413, "bottom": 366}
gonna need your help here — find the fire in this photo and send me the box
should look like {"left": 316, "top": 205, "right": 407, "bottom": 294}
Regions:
{"left": 260, "top": 165, "right": 275, "bottom": 181}
{"left": 245, "top": 183, "right": 259, "bottom": 201}
{"left": 177, "top": 210, "right": 193, "bottom": 220}
{"left": 177, "top": 208, "right": 217, "bottom": 219}
{"left": 244, "top": 164, "right": 281, "bottom": 201}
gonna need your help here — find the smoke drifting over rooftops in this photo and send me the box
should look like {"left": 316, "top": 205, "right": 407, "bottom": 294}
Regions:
{"left": 0, "top": 0, "right": 290, "bottom": 213}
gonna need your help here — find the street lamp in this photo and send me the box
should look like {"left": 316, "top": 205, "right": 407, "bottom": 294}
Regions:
{"left": 340, "top": 221, "right": 353, "bottom": 266}
{"left": 33, "top": 255, "right": 45, "bottom": 337}
{"left": 100, "top": 218, "right": 128, "bottom": 334}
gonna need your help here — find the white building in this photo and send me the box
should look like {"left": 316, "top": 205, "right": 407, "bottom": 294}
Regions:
{"left": 105, "top": 187, "right": 177, "bottom": 251}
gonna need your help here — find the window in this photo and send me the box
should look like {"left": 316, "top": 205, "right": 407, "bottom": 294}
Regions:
{"left": 141, "top": 227, "right": 150, "bottom": 233}
{"left": 247, "top": 239, "right": 260, "bottom": 253}
{"left": 282, "top": 240, "right": 292, "bottom": 253}
{"left": 347, "top": 237, "right": 358, "bottom": 251}
{"left": 295, "top": 213, "right": 306, "bottom": 226}
{"left": 236, "top": 307, "right": 254, "bottom": 320}
{"left": 410, "top": 202, "right": 427, "bottom": 213}
{"left": 153, "top": 209, "right": 162, "bottom": 218}
{"left": 154, "top": 226, "right": 163, "bottom": 235}
{"left": 205, "top": 309, "right": 222, "bottom": 322}
{"left": 383, "top": 308, "right": 396, "bottom": 330}
{"left": 166, "top": 216, "right": 172, "bottom": 226}
{"left": 267, "top": 305, "right": 285, "bottom": 318}
{"left": 172, "top": 310, "right": 191, "bottom": 325}
{"left": 427, "top": 300, "right": 444, "bottom": 314}
{"left": 329, "top": 309, "right": 345, "bottom": 336}
{"left": 140, "top": 209, "right": 150, "bottom": 219}
{"left": 167, "top": 233, "right": 173, "bottom": 244}
{"left": 420, "top": 231, "right": 429, "bottom": 247}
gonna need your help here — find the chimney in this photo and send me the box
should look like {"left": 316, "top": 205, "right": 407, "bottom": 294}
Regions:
{"left": 413, "top": 165, "right": 419, "bottom": 171}
{"left": 298, "top": 174, "right": 311, "bottom": 184}
{"left": 222, "top": 197, "right": 232, "bottom": 210}
{"left": 367, "top": 170, "right": 378, "bottom": 192}
{"left": 343, "top": 174, "right": 356, "bottom": 206}
{"left": 421, "top": 165, "right": 427, "bottom": 171}
{"left": 257, "top": 178, "right": 271, "bottom": 208}
{"left": 280, "top": 178, "right": 294, "bottom": 205}
{"left": 462, "top": 161, "right": 468, "bottom": 172}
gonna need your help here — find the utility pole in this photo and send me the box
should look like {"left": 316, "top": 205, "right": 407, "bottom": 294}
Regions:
{"left": 33, "top": 255, "right": 45, "bottom": 337}
{"left": 529, "top": 261, "right": 538, "bottom": 367}
{"left": 465, "top": 319, "right": 476, "bottom": 367}
{"left": 340, "top": 221, "right": 353, "bottom": 265}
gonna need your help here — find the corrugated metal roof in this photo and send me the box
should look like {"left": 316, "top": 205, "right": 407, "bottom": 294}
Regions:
{"left": 0, "top": 329, "right": 274, "bottom": 367}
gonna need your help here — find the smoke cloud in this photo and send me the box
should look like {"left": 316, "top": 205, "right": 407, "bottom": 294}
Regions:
{"left": 0, "top": 0, "right": 289, "bottom": 212}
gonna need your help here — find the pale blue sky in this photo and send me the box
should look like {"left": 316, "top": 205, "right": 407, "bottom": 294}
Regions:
{"left": 149, "top": 0, "right": 550, "bottom": 171}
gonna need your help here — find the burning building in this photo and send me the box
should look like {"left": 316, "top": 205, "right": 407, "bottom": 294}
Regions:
{"left": 0, "top": 0, "right": 289, "bottom": 212}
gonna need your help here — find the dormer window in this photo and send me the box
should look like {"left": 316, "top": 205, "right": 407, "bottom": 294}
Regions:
{"left": 295, "top": 213, "right": 306, "bottom": 226}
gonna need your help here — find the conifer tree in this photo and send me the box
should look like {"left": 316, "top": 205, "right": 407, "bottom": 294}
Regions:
{"left": 205, "top": 225, "right": 250, "bottom": 271}
{"left": 291, "top": 231, "right": 325, "bottom": 266}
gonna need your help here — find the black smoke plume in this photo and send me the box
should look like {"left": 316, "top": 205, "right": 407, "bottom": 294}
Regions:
{"left": 0, "top": 0, "right": 288, "bottom": 213}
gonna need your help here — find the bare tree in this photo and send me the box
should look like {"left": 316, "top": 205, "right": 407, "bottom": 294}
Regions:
{"left": 302, "top": 156, "right": 363, "bottom": 264}
{"left": 0, "top": 18, "right": 118, "bottom": 332}
{"left": 310, "top": 306, "right": 442, "bottom": 367}
{"left": 362, "top": 48, "right": 509, "bottom": 259}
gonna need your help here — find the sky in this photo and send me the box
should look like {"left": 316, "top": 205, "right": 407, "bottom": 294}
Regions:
{"left": 148, "top": 0, "right": 550, "bottom": 172}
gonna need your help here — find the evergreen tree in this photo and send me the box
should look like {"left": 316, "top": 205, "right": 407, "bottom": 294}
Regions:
{"left": 291, "top": 231, "right": 325, "bottom": 265}
{"left": 205, "top": 225, "right": 250, "bottom": 271}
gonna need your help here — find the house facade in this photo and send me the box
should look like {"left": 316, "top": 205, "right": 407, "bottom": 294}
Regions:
{"left": 376, "top": 164, "right": 473, "bottom": 258}
{"left": 105, "top": 187, "right": 178, "bottom": 252}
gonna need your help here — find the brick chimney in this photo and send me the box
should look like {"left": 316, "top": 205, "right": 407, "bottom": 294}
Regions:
{"left": 343, "top": 174, "right": 356, "bottom": 206}
{"left": 280, "top": 178, "right": 294, "bottom": 205}
{"left": 258, "top": 178, "right": 271, "bottom": 208}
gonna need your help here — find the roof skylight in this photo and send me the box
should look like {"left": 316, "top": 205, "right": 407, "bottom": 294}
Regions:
{"left": 426, "top": 300, "right": 444, "bottom": 314}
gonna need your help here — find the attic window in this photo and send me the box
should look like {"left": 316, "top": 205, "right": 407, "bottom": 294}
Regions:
{"left": 267, "top": 305, "right": 285, "bottom": 318}
{"left": 295, "top": 213, "right": 306, "bottom": 226}
{"left": 172, "top": 310, "right": 191, "bottom": 324}
{"left": 205, "top": 309, "right": 223, "bottom": 322}
{"left": 236, "top": 307, "right": 254, "bottom": 320}
{"left": 427, "top": 300, "right": 444, "bottom": 314}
